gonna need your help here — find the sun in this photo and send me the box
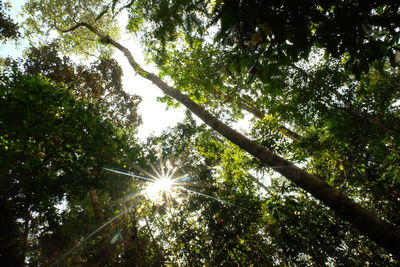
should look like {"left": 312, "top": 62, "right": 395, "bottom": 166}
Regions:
{"left": 103, "top": 162, "right": 185, "bottom": 203}
{"left": 144, "top": 175, "right": 175, "bottom": 202}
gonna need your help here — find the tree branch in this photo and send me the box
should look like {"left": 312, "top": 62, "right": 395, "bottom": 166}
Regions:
{"left": 54, "top": 22, "right": 400, "bottom": 258}
{"left": 291, "top": 64, "right": 400, "bottom": 137}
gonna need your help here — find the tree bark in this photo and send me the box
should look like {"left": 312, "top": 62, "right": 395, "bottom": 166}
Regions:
{"left": 88, "top": 189, "right": 114, "bottom": 264}
{"left": 58, "top": 22, "right": 400, "bottom": 259}
{"left": 89, "top": 189, "right": 104, "bottom": 220}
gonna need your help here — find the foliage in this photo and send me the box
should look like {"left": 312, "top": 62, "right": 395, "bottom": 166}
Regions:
{"left": 22, "top": 42, "right": 141, "bottom": 128}
{"left": 127, "top": 118, "right": 395, "bottom": 266}
{"left": 133, "top": 8, "right": 400, "bottom": 228}
{"left": 11, "top": 0, "right": 400, "bottom": 265}
{"left": 124, "top": 0, "right": 400, "bottom": 76}
{"left": 0, "top": 70, "right": 139, "bottom": 265}
{"left": 23, "top": 0, "right": 120, "bottom": 56}
{"left": 0, "top": 1, "right": 19, "bottom": 41}
{"left": 211, "top": 0, "right": 400, "bottom": 75}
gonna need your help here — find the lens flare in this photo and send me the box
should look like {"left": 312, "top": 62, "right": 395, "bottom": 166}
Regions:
{"left": 144, "top": 175, "right": 175, "bottom": 202}
{"left": 56, "top": 164, "right": 250, "bottom": 266}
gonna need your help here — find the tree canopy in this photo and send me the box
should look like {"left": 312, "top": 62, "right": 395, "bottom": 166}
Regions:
{"left": 1, "top": 0, "right": 400, "bottom": 265}
{"left": 22, "top": 42, "right": 141, "bottom": 128}
{"left": 0, "top": 68, "right": 141, "bottom": 265}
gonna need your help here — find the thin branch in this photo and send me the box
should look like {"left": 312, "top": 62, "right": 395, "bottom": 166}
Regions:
{"left": 208, "top": 85, "right": 303, "bottom": 141}
{"left": 236, "top": 97, "right": 303, "bottom": 141}
{"left": 291, "top": 63, "right": 400, "bottom": 137}
{"left": 53, "top": 22, "right": 85, "bottom": 33}
{"left": 248, "top": 173, "right": 269, "bottom": 192}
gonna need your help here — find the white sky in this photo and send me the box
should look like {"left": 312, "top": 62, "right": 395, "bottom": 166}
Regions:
{"left": 114, "top": 11, "right": 186, "bottom": 140}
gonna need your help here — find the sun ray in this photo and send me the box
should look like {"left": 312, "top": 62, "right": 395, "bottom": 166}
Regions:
{"left": 165, "top": 167, "right": 171, "bottom": 179}
{"left": 52, "top": 190, "right": 143, "bottom": 266}
{"left": 132, "top": 164, "right": 159, "bottom": 180}
{"left": 167, "top": 165, "right": 180, "bottom": 179}
{"left": 60, "top": 160, "right": 252, "bottom": 266}
{"left": 144, "top": 175, "right": 176, "bottom": 202}
{"left": 160, "top": 164, "right": 166, "bottom": 179}
{"left": 159, "top": 155, "right": 166, "bottom": 178}
{"left": 166, "top": 156, "right": 183, "bottom": 179}
{"left": 172, "top": 175, "right": 193, "bottom": 182}
{"left": 149, "top": 162, "right": 163, "bottom": 178}
{"left": 164, "top": 160, "right": 173, "bottom": 179}
{"left": 179, "top": 187, "right": 251, "bottom": 212}
{"left": 102, "top": 167, "right": 155, "bottom": 182}
{"left": 172, "top": 182, "right": 196, "bottom": 187}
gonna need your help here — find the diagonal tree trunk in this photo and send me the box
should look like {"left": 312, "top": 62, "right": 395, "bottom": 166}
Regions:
{"left": 56, "top": 22, "right": 400, "bottom": 259}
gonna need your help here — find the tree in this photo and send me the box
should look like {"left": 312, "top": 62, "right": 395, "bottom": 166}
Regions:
{"left": 5, "top": 43, "right": 141, "bottom": 128}
{"left": 125, "top": 117, "right": 393, "bottom": 265}
{"left": 212, "top": 0, "right": 400, "bottom": 74}
{"left": 23, "top": 0, "right": 400, "bottom": 261}
{"left": 0, "top": 70, "right": 139, "bottom": 265}
{"left": 146, "top": 39, "right": 400, "bottom": 227}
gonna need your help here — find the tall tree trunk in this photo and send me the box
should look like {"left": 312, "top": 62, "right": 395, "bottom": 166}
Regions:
{"left": 88, "top": 189, "right": 113, "bottom": 264}
{"left": 57, "top": 22, "right": 400, "bottom": 259}
{"left": 89, "top": 189, "right": 104, "bottom": 220}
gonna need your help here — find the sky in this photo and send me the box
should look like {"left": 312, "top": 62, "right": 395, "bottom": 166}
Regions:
{"left": 112, "top": 28, "right": 186, "bottom": 140}
{"left": 0, "top": 0, "right": 186, "bottom": 141}
{"left": 1, "top": 0, "right": 252, "bottom": 142}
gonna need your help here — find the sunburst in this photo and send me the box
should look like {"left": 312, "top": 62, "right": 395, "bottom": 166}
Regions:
{"left": 144, "top": 174, "right": 176, "bottom": 202}
{"left": 54, "top": 164, "right": 249, "bottom": 266}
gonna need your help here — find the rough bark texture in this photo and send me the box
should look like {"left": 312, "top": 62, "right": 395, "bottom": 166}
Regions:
{"left": 58, "top": 22, "right": 400, "bottom": 259}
